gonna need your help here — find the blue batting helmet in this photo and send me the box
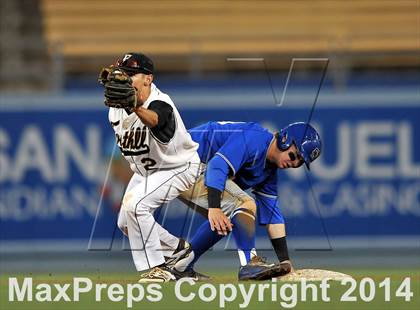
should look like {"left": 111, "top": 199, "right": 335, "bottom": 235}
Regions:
{"left": 277, "top": 122, "right": 322, "bottom": 169}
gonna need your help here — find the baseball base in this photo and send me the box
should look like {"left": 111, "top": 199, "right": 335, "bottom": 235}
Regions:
{"left": 278, "top": 269, "right": 353, "bottom": 282}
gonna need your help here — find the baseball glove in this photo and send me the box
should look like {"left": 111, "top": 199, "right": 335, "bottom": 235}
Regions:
{"left": 98, "top": 67, "right": 137, "bottom": 110}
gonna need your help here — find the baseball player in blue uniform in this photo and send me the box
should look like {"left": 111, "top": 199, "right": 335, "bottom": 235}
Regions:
{"left": 172, "top": 121, "right": 322, "bottom": 280}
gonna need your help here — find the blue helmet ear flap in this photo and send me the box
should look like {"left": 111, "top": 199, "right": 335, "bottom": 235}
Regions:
{"left": 277, "top": 129, "right": 292, "bottom": 150}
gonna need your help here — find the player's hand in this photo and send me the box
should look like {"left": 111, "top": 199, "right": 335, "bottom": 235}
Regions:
{"left": 208, "top": 208, "right": 233, "bottom": 236}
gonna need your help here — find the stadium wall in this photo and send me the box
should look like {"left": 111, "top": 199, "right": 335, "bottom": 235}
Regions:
{"left": 0, "top": 86, "right": 419, "bottom": 251}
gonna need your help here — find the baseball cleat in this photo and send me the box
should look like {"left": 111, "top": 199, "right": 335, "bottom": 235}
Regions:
{"left": 164, "top": 238, "right": 191, "bottom": 268}
{"left": 173, "top": 247, "right": 195, "bottom": 272}
{"left": 238, "top": 256, "right": 290, "bottom": 281}
{"left": 275, "top": 260, "right": 293, "bottom": 276}
{"left": 138, "top": 266, "right": 176, "bottom": 283}
{"left": 171, "top": 267, "right": 211, "bottom": 282}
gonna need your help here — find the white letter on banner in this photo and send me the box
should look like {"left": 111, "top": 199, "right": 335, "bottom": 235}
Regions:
{"left": 12, "top": 126, "right": 53, "bottom": 182}
{"left": 0, "top": 129, "right": 10, "bottom": 181}
{"left": 398, "top": 122, "right": 420, "bottom": 178}
{"left": 55, "top": 125, "right": 101, "bottom": 182}
{"left": 356, "top": 122, "right": 395, "bottom": 179}
{"left": 312, "top": 122, "right": 351, "bottom": 180}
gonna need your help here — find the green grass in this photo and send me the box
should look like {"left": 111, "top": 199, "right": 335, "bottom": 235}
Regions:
{"left": 1, "top": 268, "right": 419, "bottom": 310}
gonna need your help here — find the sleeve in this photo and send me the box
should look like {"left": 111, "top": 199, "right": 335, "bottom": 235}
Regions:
{"left": 253, "top": 170, "right": 284, "bottom": 225}
{"left": 207, "top": 186, "right": 222, "bottom": 209}
{"left": 204, "top": 130, "right": 253, "bottom": 192}
{"left": 148, "top": 100, "right": 175, "bottom": 143}
{"left": 204, "top": 155, "right": 231, "bottom": 192}
{"left": 212, "top": 131, "right": 250, "bottom": 175}
{"left": 148, "top": 100, "right": 173, "bottom": 128}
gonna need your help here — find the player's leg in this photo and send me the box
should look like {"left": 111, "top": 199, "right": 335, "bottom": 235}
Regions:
{"left": 176, "top": 177, "right": 287, "bottom": 280}
{"left": 173, "top": 178, "right": 251, "bottom": 278}
{"left": 266, "top": 223, "right": 293, "bottom": 271}
{"left": 117, "top": 173, "right": 143, "bottom": 236}
{"left": 155, "top": 224, "right": 183, "bottom": 257}
{"left": 230, "top": 200, "right": 257, "bottom": 265}
{"left": 117, "top": 174, "right": 181, "bottom": 249}
{"left": 179, "top": 200, "right": 257, "bottom": 269}
{"left": 122, "top": 162, "right": 200, "bottom": 273}
{"left": 178, "top": 177, "right": 256, "bottom": 262}
{"left": 259, "top": 202, "right": 293, "bottom": 272}
{"left": 118, "top": 201, "right": 190, "bottom": 265}
{"left": 117, "top": 209, "right": 128, "bottom": 236}
{"left": 118, "top": 208, "right": 192, "bottom": 267}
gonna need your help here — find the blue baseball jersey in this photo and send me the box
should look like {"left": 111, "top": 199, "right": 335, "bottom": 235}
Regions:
{"left": 188, "top": 121, "right": 284, "bottom": 225}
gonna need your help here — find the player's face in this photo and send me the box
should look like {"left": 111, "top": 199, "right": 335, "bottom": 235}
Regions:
{"left": 131, "top": 73, "right": 153, "bottom": 102}
{"left": 276, "top": 144, "right": 304, "bottom": 169}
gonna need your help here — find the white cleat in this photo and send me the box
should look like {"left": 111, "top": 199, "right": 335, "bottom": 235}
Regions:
{"left": 173, "top": 248, "right": 195, "bottom": 272}
{"left": 138, "top": 266, "right": 176, "bottom": 283}
{"left": 165, "top": 238, "right": 191, "bottom": 268}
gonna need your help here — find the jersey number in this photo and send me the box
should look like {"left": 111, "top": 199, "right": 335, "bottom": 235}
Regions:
{"left": 116, "top": 127, "right": 157, "bottom": 170}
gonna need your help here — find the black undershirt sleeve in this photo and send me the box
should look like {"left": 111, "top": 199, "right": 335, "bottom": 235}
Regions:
{"left": 148, "top": 100, "right": 176, "bottom": 143}
{"left": 208, "top": 186, "right": 222, "bottom": 209}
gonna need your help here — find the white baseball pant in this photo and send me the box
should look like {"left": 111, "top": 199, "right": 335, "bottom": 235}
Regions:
{"left": 117, "top": 165, "right": 255, "bottom": 271}
{"left": 118, "top": 155, "right": 202, "bottom": 271}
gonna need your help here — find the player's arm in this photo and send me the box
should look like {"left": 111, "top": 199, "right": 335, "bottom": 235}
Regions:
{"left": 205, "top": 131, "right": 251, "bottom": 235}
{"left": 133, "top": 100, "right": 174, "bottom": 131}
{"left": 205, "top": 156, "right": 234, "bottom": 235}
{"left": 133, "top": 100, "right": 176, "bottom": 143}
{"left": 133, "top": 106, "right": 159, "bottom": 128}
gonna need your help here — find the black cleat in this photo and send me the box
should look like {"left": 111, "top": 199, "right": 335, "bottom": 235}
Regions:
{"left": 275, "top": 260, "right": 293, "bottom": 277}
{"left": 238, "top": 256, "right": 291, "bottom": 281}
{"left": 172, "top": 267, "right": 211, "bottom": 282}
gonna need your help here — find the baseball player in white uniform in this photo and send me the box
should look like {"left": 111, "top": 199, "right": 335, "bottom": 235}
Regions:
{"left": 100, "top": 53, "right": 291, "bottom": 283}
{"left": 100, "top": 53, "right": 202, "bottom": 281}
